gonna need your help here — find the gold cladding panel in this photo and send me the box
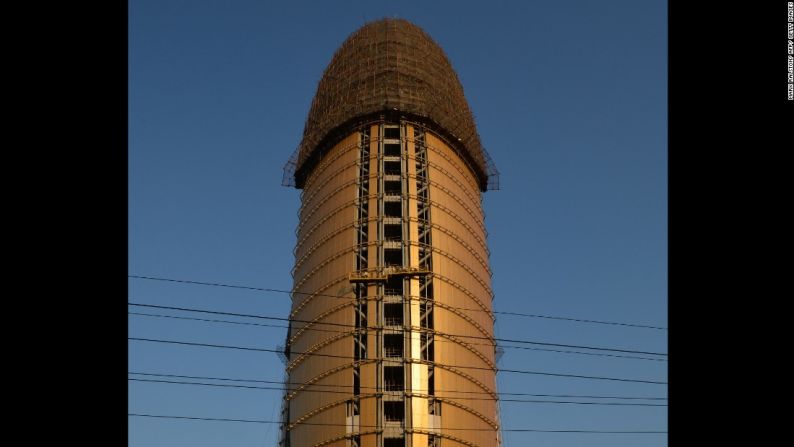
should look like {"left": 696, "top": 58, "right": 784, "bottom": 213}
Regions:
{"left": 425, "top": 133, "right": 480, "bottom": 196}
{"left": 288, "top": 301, "right": 353, "bottom": 354}
{"left": 296, "top": 133, "right": 359, "bottom": 252}
{"left": 299, "top": 133, "right": 359, "bottom": 208}
{"left": 301, "top": 133, "right": 360, "bottom": 195}
{"left": 423, "top": 131, "right": 498, "bottom": 446}
{"left": 295, "top": 206, "right": 359, "bottom": 260}
{"left": 297, "top": 183, "right": 358, "bottom": 245}
{"left": 423, "top": 160, "right": 483, "bottom": 219}
{"left": 425, "top": 184, "right": 486, "bottom": 244}
{"left": 441, "top": 403, "right": 499, "bottom": 447}
{"left": 288, "top": 132, "right": 361, "bottom": 445}
{"left": 288, "top": 327, "right": 353, "bottom": 377}
{"left": 289, "top": 404, "right": 346, "bottom": 447}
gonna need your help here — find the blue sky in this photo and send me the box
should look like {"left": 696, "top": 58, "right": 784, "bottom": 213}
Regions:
{"left": 129, "top": 1, "right": 667, "bottom": 445}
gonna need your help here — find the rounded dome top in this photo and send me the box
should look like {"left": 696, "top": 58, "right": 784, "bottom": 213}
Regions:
{"left": 293, "top": 18, "right": 491, "bottom": 190}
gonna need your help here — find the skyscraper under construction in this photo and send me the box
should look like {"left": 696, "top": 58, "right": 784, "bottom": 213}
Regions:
{"left": 280, "top": 18, "right": 500, "bottom": 447}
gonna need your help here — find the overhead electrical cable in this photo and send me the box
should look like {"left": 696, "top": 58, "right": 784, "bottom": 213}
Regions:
{"left": 129, "top": 336, "right": 667, "bottom": 385}
{"left": 128, "top": 413, "right": 668, "bottom": 433}
{"left": 128, "top": 302, "right": 667, "bottom": 357}
{"left": 129, "top": 371, "right": 668, "bottom": 400}
{"left": 129, "top": 377, "right": 668, "bottom": 407}
{"left": 129, "top": 311, "right": 665, "bottom": 362}
{"left": 129, "top": 275, "right": 667, "bottom": 330}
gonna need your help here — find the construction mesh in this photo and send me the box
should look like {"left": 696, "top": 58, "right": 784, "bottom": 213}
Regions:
{"left": 287, "top": 18, "right": 498, "bottom": 191}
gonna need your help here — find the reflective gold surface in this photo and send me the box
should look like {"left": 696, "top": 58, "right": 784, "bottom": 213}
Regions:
{"left": 285, "top": 124, "right": 497, "bottom": 447}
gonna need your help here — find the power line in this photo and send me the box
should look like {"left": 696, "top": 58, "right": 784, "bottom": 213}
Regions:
{"left": 129, "top": 371, "right": 668, "bottom": 400}
{"left": 129, "top": 310, "right": 666, "bottom": 362}
{"left": 128, "top": 413, "right": 667, "bottom": 433}
{"left": 494, "top": 310, "right": 666, "bottom": 330}
{"left": 128, "top": 302, "right": 667, "bottom": 357}
{"left": 490, "top": 341, "right": 666, "bottom": 362}
{"left": 128, "top": 275, "right": 667, "bottom": 330}
{"left": 129, "top": 312, "right": 290, "bottom": 331}
{"left": 129, "top": 377, "right": 667, "bottom": 407}
{"left": 128, "top": 336, "right": 667, "bottom": 385}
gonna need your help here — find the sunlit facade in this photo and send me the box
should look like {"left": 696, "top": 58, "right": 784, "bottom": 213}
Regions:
{"left": 280, "top": 18, "right": 499, "bottom": 447}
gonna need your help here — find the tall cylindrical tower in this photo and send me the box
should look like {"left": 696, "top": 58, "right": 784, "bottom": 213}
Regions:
{"left": 281, "top": 18, "right": 499, "bottom": 447}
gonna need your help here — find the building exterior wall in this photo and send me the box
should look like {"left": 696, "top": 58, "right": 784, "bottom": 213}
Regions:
{"left": 282, "top": 121, "right": 497, "bottom": 447}
{"left": 287, "top": 132, "right": 359, "bottom": 447}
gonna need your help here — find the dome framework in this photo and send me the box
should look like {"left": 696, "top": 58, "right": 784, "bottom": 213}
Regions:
{"left": 284, "top": 18, "right": 498, "bottom": 191}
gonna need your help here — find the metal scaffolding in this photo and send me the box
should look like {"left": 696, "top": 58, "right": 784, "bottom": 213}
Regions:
{"left": 282, "top": 18, "right": 499, "bottom": 192}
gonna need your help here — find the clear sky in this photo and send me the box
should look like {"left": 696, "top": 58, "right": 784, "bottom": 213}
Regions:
{"left": 129, "top": 0, "right": 667, "bottom": 446}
